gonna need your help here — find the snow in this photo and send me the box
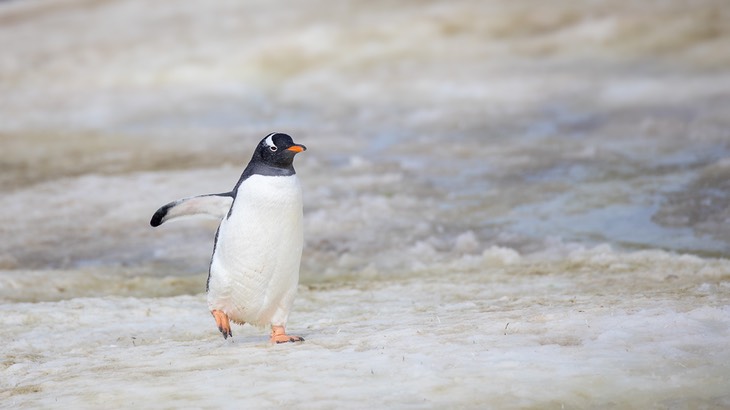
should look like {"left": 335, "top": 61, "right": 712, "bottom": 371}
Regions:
{"left": 3, "top": 247, "right": 730, "bottom": 408}
{"left": 1, "top": 0, "right": 730, "bottom": 407}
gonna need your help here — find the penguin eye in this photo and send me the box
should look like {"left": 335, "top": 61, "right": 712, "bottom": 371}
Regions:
{"left": 269, "top": 145, "right": 278, "bottom": 152}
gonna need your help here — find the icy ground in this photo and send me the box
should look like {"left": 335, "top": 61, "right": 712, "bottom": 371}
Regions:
{"left": 3, "top": 247, "right": 730, "bottom": 409}
{"left": 2, "top": 0, "right": 730, "bottom": 408}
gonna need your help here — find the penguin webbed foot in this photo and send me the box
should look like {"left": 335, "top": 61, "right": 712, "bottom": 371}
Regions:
{"left": 270, "top": 325, "right": 304, "bottom": 344}
{"left": 274, "top": 335, "right": 304, "bottom": 344}
{"left": 211, "top": 309, "right": 233, "bottom": 340}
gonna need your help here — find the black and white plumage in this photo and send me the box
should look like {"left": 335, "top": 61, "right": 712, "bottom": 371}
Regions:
{"left": 150, "top": 132, "right": 307, "bottom": 343}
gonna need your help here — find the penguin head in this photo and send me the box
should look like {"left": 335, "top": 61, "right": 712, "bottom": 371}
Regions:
{"left": 255, "top": 132, "right": 307, "bottom": 168}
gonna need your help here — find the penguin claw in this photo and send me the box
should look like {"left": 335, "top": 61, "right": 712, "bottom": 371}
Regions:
{"left": 211, "top": 310, "right": 232, "bottom": 340}
{"left": 276, "top": 336, "right": 304, "bottom": 344}
{"left": 218, "top": 327, "right": 232, "bottom": 339}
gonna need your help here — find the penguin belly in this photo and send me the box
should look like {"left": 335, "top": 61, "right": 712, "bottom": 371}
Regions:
{"left": 207, "top": 174, "right": 303, "bottom": 327}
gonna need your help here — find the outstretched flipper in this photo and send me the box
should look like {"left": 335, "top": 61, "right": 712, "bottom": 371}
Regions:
{"left": 150, "top": 193, "right": 234, "bottom": 227}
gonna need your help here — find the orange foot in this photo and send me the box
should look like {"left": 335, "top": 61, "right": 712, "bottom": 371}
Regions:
{"left": 270, "top": 325, "right": 304, "bottom": 344}
{"left": 211, "top": 309, "right": 233, "bottom": 339}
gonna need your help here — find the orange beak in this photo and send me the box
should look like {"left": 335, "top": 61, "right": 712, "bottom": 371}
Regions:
{"left": 287, "top": 145, "right": 306, "bottom": 153}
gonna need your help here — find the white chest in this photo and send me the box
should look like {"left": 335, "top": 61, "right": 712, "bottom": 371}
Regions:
{"left": 207, "top": 174, "right": 304, "bottom": 324}
{"left": 218, "top": 174, "right": 303, "bottom": 263}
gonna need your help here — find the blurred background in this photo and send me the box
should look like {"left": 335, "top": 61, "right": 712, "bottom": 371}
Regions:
{"left": 1, "top": 0, "right": 729, "bottom": 299}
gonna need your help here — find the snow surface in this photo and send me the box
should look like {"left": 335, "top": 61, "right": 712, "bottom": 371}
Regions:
{"left": 3, "top": 247, "right": 730, "bottom": 408}
{"left": 2, "top": 0, "right": 730, "bottom": 408}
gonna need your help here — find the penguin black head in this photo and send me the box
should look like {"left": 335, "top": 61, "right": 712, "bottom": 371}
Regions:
{"left": 254, "top": 132, "right": 307, "bottom": 169}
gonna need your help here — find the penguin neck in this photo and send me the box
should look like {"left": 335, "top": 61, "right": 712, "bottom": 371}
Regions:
{"left": 232, "top": 161, "right": 296, "bottom": 195}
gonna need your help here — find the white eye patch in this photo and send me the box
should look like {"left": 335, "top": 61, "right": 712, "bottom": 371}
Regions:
{"left": 264, "top": 133, "right": 277, "bottom": 150}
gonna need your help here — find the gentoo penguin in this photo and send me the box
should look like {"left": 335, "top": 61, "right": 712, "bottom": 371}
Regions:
{"left": 150, "top": 132, "right": 307, "bottom": 343}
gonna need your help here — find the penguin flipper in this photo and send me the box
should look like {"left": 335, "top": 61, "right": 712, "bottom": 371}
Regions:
{"left": 150, "top": 193, "right": 234, "bottom": 227}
